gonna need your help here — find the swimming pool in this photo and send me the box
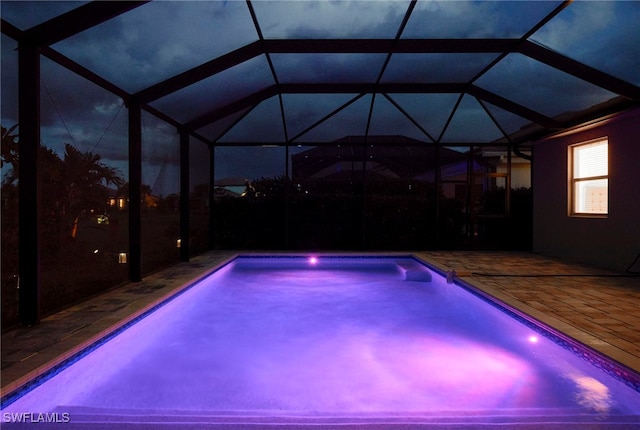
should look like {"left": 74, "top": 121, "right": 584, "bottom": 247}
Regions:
{"left": 2, "top": 255, "right": 640, "bottom": 429}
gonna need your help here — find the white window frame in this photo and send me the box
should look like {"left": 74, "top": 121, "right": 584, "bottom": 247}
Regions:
{"left": 569, "top": 138, "right": 608, "bottom": 217}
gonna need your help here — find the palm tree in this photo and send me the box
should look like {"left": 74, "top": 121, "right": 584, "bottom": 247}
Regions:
{"left": 59, "top": 144, "right": 124, "bottom": 239}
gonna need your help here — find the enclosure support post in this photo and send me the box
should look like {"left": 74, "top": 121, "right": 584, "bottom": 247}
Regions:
{"left": 434, "top": 143, "right": 441, "bottom": 247}
{"left": 284, "top": 144, "right": 289, "bottom": 249}
{"left": 128, "top": 101, "right": 142, "bottom": 282}
{"left": 208, "top": 144, "right": 216, "bottom": 250}
{"left": 506, "top": 143, "right": 512, "bottom": 216}
{"left": 466, "top": 146, "right": 474, "bottom": 243}
{"left": 18, "top": 41, "right": 41, "bottom": 326}
{"left": 361, "top": 142, "right": 368, "bottom": 250}
{"left": 179, "top": 129, "right": 190, "bottom": 261}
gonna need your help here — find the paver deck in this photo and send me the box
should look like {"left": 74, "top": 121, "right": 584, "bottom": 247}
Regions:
{"left": 2, "top": 250, "right": 639, "bottom": 397}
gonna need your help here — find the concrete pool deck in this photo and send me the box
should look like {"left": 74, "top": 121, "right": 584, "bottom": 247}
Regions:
{"left": 2, "top": 250, "right": 639, "bottom": 396}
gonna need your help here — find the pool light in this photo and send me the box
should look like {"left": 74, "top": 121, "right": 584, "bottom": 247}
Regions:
{"left": 309, "top": 256, "right": 318, "bottom": 265}
{"left": 528, "top": 335, "right": 539, "bottom": 344}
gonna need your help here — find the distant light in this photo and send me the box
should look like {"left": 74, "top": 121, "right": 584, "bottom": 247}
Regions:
{"left": 93, "top": 249, "right": 99, "bottom": 254}
{"left": 118, "top": 252, "right": 127, "bottom": 264}
{"left": 309, "top": 256, "right": 318, "bottom": 265}
{"left": 528, "top": 335, "right": 539, "bottom": 343}
{"left": 176, "top": 238, "right": 182, "bottom": 248}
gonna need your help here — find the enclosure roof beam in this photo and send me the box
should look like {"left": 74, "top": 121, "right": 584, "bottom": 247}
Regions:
{"left": 133, "top": 37, "right": 638, "bottom": 114}
{"left": 141, "top": 104, "right": 212, "bottom": 146}
{"left": 262, "top": 38, "right": 519, "bottom": 54}
{"left": 134, "top": 38, "right": 517, "bottom": 104}
{"left": 518, "top": 41, "right": 640, "bottom": 100}
{"left": 135, "top": 41, "right": 264, "bottom": 104}
{"left": 0, "top": 19, "right": 23, "bottom": 42}
{"left": 187, "top": 83, "right": 467, "bottom": 131}
{"left": 41, "top": 47, "right": 131, "bottom": 102}
{"left": 186, "top": 86, "right": 279, "bottom": 130}
{"left": 186, "top": 83, "right": 557, "bottom": 132}
{"left": 468, "top": 85, "right": 562, "bottom": 129}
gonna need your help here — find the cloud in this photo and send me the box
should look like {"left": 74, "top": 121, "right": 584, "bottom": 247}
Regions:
{"left": 474, "top": 50, "right": 619, "bottom": 119}
{"left": 532, "top": 2, "right": 615, "bottom": 52}
{"left": 382, "top": 53, "right": 500, "bottom": 83}
{"left": 253, "top": 0, "right": 408, "bottom": 39}
{"left": 272, "top": 53, "right": 386, "bottom": 83}
{"left": 530, "top": 1, "right": 640, "bottom": 86}
{"left": 403, "top": 1, "right": 556, "bottom": 39}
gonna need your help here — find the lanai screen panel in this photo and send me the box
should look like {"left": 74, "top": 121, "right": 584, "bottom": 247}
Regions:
{"left": 253, "top": 0, "right": 410, "bottom": 39}
{"left": 50, "top": 1, "right": 259, "bottom": 93}
{"left": 402, "top": 1, "right": 562, "bottom": 39}
{"left": 150, "top": 55, "right": 276, "bottom": 124}
{"left": 475, "top": 53, "right": 619, "bottom": 119}
{"left": 529, "top": 1, "right": 640, "bottom": 87}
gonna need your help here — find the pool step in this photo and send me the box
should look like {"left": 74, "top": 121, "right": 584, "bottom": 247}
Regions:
{"left": 396, "top": 261, "right": 432, "bottom": 282}
{"left": 30, "top": 406, "right": 640, "bottom": 429}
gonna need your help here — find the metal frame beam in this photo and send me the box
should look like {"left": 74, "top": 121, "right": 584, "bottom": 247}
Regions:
{"left": 518, "top": 41, "right": 640, "bottom": 101}
{"left": 135, "top": 41, "right": 264, "bottom": 104}
{"left": 128, "top": 101, "right": 142, "bottom": 282}
{"left": 179, "top": 129, "right": 190, "bottom": 262}
{"left": 188, "top": 83, "right": 558, "bottom": 133}
{"left": 18, "top": 41, "right": 41, "bottom": 326}
{"left": 40, "top": 47, "right": 131, "bottom": 102}
{"left": 263, "top": 38, "right": 519, "bottom": 54}
{"left": 468, "top": 85, "right": 562, "bottom": 129}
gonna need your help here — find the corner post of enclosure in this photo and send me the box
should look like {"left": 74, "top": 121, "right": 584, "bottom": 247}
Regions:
{"left": 18, "top": 40, "right": 41, "bottom": 326}
{"left": 179, "top": 128, "right": 190, "bottom": 261}
{"left": 128, "top": 100, "right": 142, "bottom": 282}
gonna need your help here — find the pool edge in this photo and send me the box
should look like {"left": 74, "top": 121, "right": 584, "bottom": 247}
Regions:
{"left": 3, "top": 251, "right": 639, "bottom": 407}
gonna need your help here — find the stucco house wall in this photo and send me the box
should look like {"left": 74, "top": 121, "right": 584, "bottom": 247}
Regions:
{"left": 532, "top": 107, "right": 640, "bottom": 271}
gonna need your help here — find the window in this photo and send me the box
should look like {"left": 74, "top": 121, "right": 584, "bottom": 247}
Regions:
{"left": 570, "top": 139, "right": 608, "bottom": 216}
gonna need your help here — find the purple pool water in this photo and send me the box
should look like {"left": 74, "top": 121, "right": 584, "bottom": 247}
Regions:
{"left": 2, "top": 256, "right": 640, "bottom": 429}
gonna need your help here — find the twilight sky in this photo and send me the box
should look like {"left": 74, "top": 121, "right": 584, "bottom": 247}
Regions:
{"left": 2, "top": 1, "right": 639, "bottom": 196}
